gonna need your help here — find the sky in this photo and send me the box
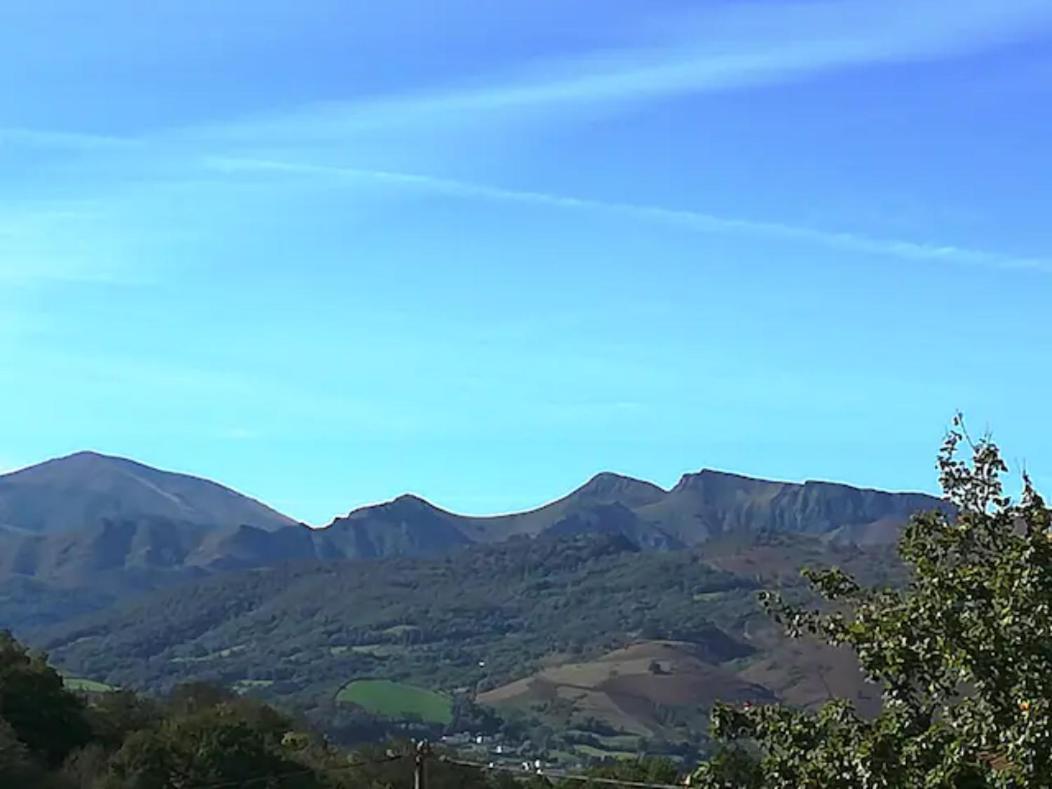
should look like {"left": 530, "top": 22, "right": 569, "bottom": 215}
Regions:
{"left": 2, "top": 0, "right": 1051, "bottom": 524}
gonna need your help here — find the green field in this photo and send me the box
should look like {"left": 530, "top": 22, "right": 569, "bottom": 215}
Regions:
{"left": 574, "top": 744, "right": 638, "bottom": 760}
{"left": 330, "top": 644, "right": 403, "bottom": 657}
{"left": 64, "top": 677, "right": 115, "bottom": 693}
{"left": 335, "top": 679, "right": 452, "bottom": 725}
{"left": 171, "top": 645, "right": 246, "bottom": 664}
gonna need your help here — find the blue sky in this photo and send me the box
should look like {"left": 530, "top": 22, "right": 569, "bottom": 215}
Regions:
{"left": 2, "top": 0, "right": 1051, "bottom": 524}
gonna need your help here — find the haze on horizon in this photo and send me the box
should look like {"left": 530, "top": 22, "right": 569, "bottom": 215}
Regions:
{"left": 2, "top": 0, "right": 1051, "bottom": 523}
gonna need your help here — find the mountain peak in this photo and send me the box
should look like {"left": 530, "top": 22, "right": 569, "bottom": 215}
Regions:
{"left": 6, "top": 450, "right": 124, "bottom": 474}
{"left": 390, "top": 493, "right": 436, "bottom": 509}
{"left": 673, "top": 468, "right": 788, "bottom": 492}
{"left": 581, "top": 471, "right": 641, "bottom": 488}
{"left": 65, "top": 450, "right": 116, "bottom": 460}
{"left": 0, "top": 451, "right": 297, "bottom": 534}
{"left": 61, "top": 450, "right": 107, "bottom": 460}
{"left": 569, "top": 472, "right": 667, "bottom": 509}
{"left": 336, "top": 493, "right": 445, "bottom": 524}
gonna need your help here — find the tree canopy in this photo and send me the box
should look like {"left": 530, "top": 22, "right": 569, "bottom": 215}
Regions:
{"left": 692, "top": 418, "right": 1052, "bottom": 787}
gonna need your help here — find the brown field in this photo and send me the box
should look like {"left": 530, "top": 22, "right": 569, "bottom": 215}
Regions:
{"left": 479, "top": 640, "right": 775, "bottom": 736}
{"left": 738, "top": 640, "right": 882, "bottom": 717}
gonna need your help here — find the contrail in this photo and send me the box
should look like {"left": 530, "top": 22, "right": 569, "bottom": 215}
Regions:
{"left": 205, "top": 156, "right": 1052, "bottom": 275}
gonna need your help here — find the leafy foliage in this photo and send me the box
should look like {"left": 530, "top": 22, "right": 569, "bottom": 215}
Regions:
{"left": 0, "top": 630, "right": 528, "bottom": 788}
{"left": 563, "top": 756, "right": 682, "bottom": 787}
{"left": 0, "top": 632, "right": 93, "bottom": 767}
{"left": 693, "top": 419, "right": 1052, "bottom": 787}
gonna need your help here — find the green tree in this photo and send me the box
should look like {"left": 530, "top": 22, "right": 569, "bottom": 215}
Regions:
{"left": 99, "top": 703, "right": 326, "bottom": 788}
{"left": 562, "top": 756, "right": 681, "bottom": 787}
{"left": 692, "top": 418, "right": 1052, "bottom": 788}
{"left": 0, "top": 630, "right": 93, "bottom": 767}
{"left": 60, "top": 743, "right": 111, "bottom": 789}
{"left": 86, "top": 689, "right": 163, "bottom": 748}
{"left": 1, "top": 717, "right": 43, "bottom": 786}
{"left": 166, "top": 681, "right": 238, "bottom": 716}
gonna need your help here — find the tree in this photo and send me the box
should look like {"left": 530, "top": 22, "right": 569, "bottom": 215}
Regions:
{"left": 99, "top": 703, "right": 326, "bottom": 789}
{"left": 564, "top": 756, "right": 682, "bottom": 787}
{"left": 0, "top": 717, "right": 43, "bottom": 786}
{"left": 0, "top": 630, "right": 93, "bottom": 767}
{"left": 166, "top": 681, "right": 238, "bottom": 716}
{"left": 86, "top": 689, "right": 163, "bottom": 748}
{"left": 692, "top": 418, "right": 1052, "bottom": 788}
{"left": 60, "top": 743, "right": 111, "bottom": 789}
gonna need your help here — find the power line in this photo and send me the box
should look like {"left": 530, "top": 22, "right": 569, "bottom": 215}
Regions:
{"left": 441, "top": 755, "right": 689, "bottom": 789}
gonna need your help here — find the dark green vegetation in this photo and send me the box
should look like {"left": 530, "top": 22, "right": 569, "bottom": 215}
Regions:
{"left": 690, "top": 422, "right": 1052, "bottom": 787}
{"left": 30, "top": 530, "right": 899, "bottom": 761}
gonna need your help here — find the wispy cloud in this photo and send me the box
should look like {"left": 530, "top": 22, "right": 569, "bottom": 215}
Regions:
{"left": 11, "top": 1, "right": 1052, "bottom": 164}
{"left": 7, "top": 0, "right": 1052, "bottom": 156}
{"left": 190, "top": 0, "right": 1052, "bottom": 140}
{"left": 6, "top": 0, "right": 1051, "bottom": 285}
{"left": 206, "top": 155, "right": 1052, "bottom": 274}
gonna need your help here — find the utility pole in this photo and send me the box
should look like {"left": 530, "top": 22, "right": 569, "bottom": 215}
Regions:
{"left": 414, "top": 740, "right": 431, "bottom": 789}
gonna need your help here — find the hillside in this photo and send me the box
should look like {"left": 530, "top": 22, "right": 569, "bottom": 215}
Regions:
{"left": 479, "top": 641, "right": 777, "bottom": 742}
{"left": 30, "top": 532, "right": 898, "bottom": 757}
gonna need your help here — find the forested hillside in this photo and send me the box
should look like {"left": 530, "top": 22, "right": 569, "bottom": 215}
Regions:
{"left": 31, "top": 532, "right": 900, "bottom": 760}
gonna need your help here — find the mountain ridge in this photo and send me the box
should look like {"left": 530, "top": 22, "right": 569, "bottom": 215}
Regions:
{"left": 0, "top": 451, "right": 950, "bottom": 631}
{"left": 2, "top": 450, "right": 943, "bottom": 531}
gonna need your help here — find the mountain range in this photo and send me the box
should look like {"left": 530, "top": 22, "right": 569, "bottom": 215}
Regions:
{"left": 0, "top": 450, "right": 946, "bottom": 631}
{"left": 0, "top": 450, "right": 945, "bottom": 757}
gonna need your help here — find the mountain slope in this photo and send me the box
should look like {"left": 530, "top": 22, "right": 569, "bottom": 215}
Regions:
{"left": 29, "top": 532, "right": 894, "bottom": 751}
{"left": 479, "top": 641, "right": 776, "bottom": 738}
{"left": 319, "top": 495, "right": 475, "bottom": 559}
{"left": 633, "top": 469, "right": 944, "bottom": 546}
{"left": 33, "top": 533, "right": 756, "bottom": 717}
{"left": 0, "top": 451, "right": 298, "bottom": 535}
